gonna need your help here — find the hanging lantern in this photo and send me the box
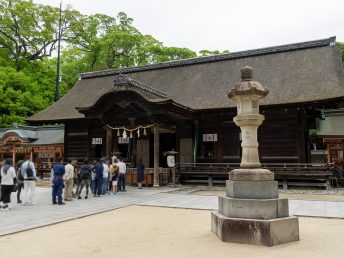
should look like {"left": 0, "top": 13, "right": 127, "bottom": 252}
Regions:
{"left": 123, "top": 130, "right": 127, "bottom": 139}
{"left": 143, "top": 128, "right": 147, "bottom": 136}
{"left": 117, "top": 129, "right": 120, "bottom": 137}
{"left": 130, "top": 131, "right": 133, "bottom": 138}
{"left": 137, "top": 128, "right": 140, "bottom": 138}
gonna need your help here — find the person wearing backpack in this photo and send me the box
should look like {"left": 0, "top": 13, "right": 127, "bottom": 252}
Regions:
{"left": 21, "top": 155, "right": 37, "bottom": 205}
{"left": 77, "top": 159, "right": 92, "bottom": 199}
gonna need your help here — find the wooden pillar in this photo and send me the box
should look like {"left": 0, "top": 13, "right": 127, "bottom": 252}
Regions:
{"left": 153, "top": 125, "right": 160, "bottom": 188}
{"left": 106, "top": 127, "right": 112, "bottom": 158}
{"left": 327, "top": 144, "right": 331, "bottom": 163}
{"left": 176, "top": 122, "right": 181, "bottom": 164}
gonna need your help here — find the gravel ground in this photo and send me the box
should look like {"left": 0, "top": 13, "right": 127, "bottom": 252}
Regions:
{"left": 0, "top": 206, "right": 343, "bottom": 258}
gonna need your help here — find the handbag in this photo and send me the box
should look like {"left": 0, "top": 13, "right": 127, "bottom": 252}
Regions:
{"left": 12, "top": 184, "right": 18, "bottom": 192}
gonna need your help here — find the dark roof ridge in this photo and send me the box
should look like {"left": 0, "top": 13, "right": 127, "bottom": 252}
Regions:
{"left": 79, "top": 36, "right": 336, "bottom": 79}
{"left": 114, "top": 73, "right": 169, "bottom": 99}
{"left": 9, "top": 124, "right": 65, "bottom": 131}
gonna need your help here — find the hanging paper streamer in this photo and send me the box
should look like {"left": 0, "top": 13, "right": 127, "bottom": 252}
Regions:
{"left": 106, "top": 124, "right": 154, "bottom": 138}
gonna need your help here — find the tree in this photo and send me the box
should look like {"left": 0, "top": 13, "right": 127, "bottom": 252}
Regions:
{"left": 0, "top": 66, "right": 47, "bottom": 126}
{"left": 0, "top": 0, "right": 82, "bottom": 71}
{"left": 199, "top": 49, "right": 230, "bottom": 57}
{"left": 0, "top": 0, "right": 230, "bottom": 127}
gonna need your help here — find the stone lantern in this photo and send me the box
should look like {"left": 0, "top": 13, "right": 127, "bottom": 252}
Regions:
{"left": 228, "top": 66, "right": 268, "bottom": 168}
{"left": 211, "top": 66, "right": 299, "bottom": 246}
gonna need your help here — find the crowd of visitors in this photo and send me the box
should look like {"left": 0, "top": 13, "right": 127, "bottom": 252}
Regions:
{"left": 0, "top": 155, "right": 144, "bottom": 210}
{"left": 0, "top": 155, "right": 37, "bottom": 210}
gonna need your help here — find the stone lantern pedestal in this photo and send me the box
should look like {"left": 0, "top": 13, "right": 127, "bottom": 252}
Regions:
{"left": 211, "top": 66, "right": 299, "bottom": 246}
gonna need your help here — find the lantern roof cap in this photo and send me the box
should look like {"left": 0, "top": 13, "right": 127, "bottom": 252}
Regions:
{"left": 228, "top": 66, "right": 269, "bottom": 99}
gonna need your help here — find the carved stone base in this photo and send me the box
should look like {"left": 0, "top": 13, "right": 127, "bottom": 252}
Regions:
{"left": 229, "top": 169, "right": 274, "bottom": 181}
{"left": 211, "top": 212, "right": 299, "bottom": 246}
{"left": 226, "top": 180, "right": 278, "bottom": 199}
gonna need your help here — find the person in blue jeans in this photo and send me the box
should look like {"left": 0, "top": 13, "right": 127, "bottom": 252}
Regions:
{"left": 92, "top": 158, "right": 103, "bottom": 197}
{"left": 51, "top": 156, "right": 65, "bottom": 205}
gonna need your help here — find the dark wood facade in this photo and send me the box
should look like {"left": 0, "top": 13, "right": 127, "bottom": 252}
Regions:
{"left": 61, "top": 103, "right": 316, "bottom": 166}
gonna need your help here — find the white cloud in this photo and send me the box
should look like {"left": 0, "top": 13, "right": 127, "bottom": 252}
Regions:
{"left": 33, "top": 0, "right": 344, "bottom": 52}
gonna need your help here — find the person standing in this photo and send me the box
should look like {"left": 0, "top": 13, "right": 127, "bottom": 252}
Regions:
{"left": 118, "top": 158, "right": 127, "bottom": 192}
{"left": 136, "top": 159, "right": 145, "bottom": 189}
{"left": 51, "top": 156, "right": 65, "bottom": 205}
{"left": 92, "top": 158, "right": 103, "bottom": 197}
{"left": 78, "top": 159, "right": 92, "bottom": 199}
{"left": 0, "top": 158, "right": 16, "bottom": 211}
{"left": 73, "top": 161, "right": 81, "bottom": 198}
{"left": 102, "top": 159, "right": 110, "bottom": 195}
{"left": 110, "top": 157, "right": 119, "bottom": 194}
{"left": 21, "top": 155, "right": 37, "bottom": 205}
{"left": 16, "top": 160, "right": 24, "bottom": 204}
{"left": 63, "top": 159, "right": 75, "bottom": 201}
{"left": 90, "top": 159, "right": 97, "bottom": 194}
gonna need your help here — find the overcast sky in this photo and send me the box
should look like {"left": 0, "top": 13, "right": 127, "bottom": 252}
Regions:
{"left": 33, "top": 0, "right": 344, "bottom": 52}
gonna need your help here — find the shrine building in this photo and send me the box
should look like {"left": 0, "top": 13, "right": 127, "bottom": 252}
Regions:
{"left": 26, "top": 37, "right": 344, "bottom": 185}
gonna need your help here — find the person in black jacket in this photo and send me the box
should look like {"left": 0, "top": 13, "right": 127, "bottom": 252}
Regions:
{"left": 136, "top": 159, "right": 145, "bottom": 189}
{"left": 78, "top": 159, "right": 92, "bottom": 199}
{"left": 16, "top": 160, "right": 24, "bottom": 204}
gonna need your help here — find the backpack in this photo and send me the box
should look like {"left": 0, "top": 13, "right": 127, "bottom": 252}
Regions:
{"left": 18, "top": 170, "right": 24, "bottom": 181}
{"left": 26, "top": 162, "right": 34, "bottom": 178}
{"left": 80, "top": 165, "right": 91, "bottom": 180}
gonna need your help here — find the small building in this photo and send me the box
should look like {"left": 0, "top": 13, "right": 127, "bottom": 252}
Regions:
{"left": 0, "top": 125, "right": 64, "bottom": 176}
{"left": 26, "top": 37, "right": 344, "bottom": 180}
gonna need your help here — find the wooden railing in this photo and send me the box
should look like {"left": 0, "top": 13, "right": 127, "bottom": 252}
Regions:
{"left": 126, "top": 167, "right": 176, "bottom": 186}
{"left": 176, "top": 162, "right": 333, "bottom": 189}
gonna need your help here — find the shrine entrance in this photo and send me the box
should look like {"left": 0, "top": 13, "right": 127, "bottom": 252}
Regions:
{"left": 76, "top": 74, "right": 194, "bottom": 186}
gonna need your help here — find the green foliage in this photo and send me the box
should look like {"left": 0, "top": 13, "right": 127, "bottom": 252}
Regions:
{"left": 337, "top": 42, "right": 344, "bottom": 66}
{"left": 0, "top": 66, "right": 47, "bottom": 127}
{"left": 199, "top": 49, "right": 230, "bottom": 57}
{"left": 0, "top": 0, "right": 229, "bottom": 127}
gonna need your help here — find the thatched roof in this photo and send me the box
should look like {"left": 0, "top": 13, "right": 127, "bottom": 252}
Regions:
{"left": 27, "top": 37, "right": 344, "bottom": 122}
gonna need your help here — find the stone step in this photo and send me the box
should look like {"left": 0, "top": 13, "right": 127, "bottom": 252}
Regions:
{"left": 218, "top": 196, "right": 289, "bottom": 220}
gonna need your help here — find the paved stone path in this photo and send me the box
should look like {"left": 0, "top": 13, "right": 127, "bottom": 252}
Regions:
{"left": 1, "top": 187, "right": 344, "bottom": 236}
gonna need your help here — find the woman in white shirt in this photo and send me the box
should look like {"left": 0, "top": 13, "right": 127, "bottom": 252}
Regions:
{"left": 0, "top": 158, "right": 16, "bottom": 211}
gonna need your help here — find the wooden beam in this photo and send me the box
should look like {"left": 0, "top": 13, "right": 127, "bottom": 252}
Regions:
{"left": 106, "top": 127, "right": 112, "bottom": 157}
{"left": 153, "top": 125, "right": 160, "bottom": 188}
